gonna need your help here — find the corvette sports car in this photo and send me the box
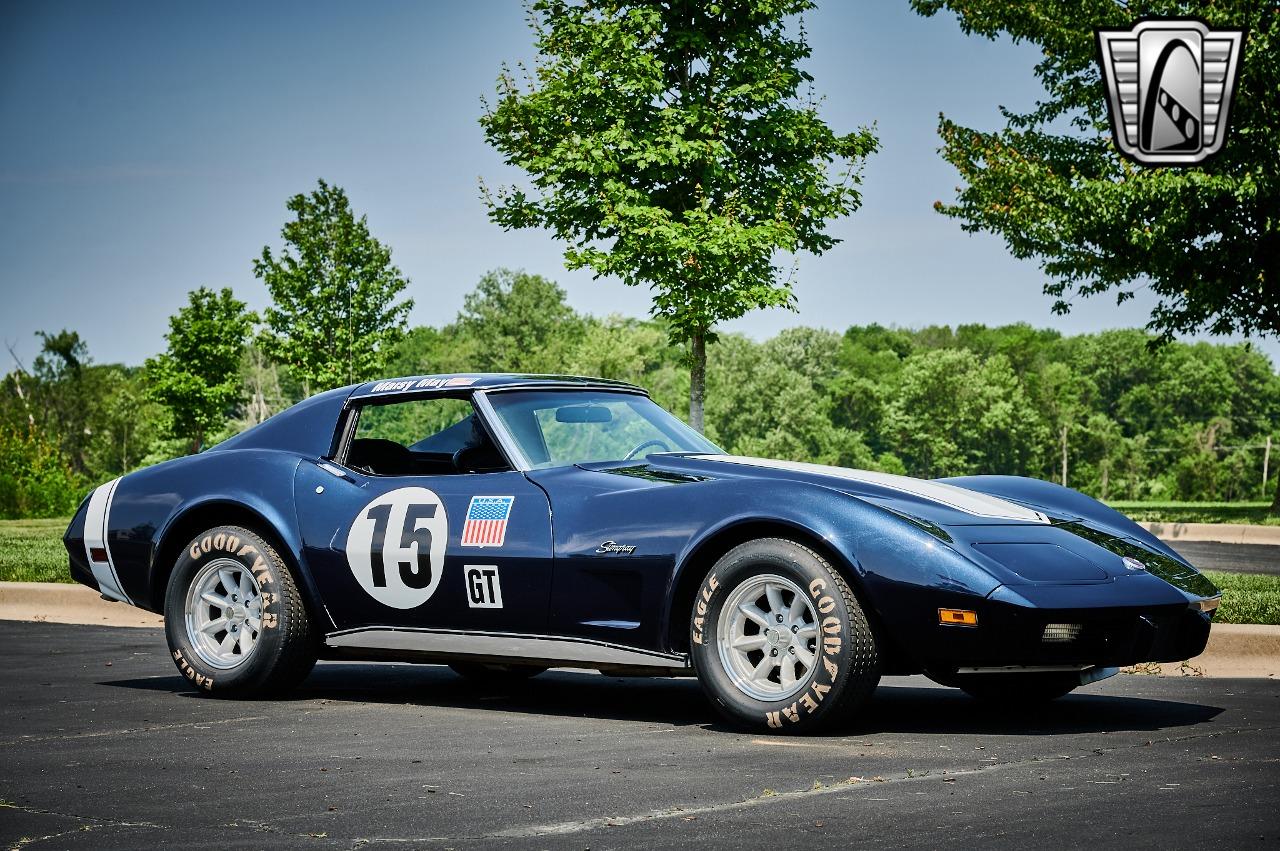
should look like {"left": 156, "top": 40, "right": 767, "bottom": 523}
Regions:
{"left": 65, "top": 373, "right": 1220, "bottom": 732}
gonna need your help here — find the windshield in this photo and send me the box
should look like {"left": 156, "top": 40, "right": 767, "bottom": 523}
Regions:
{"left": 484, "top": 390, "right": 721, "bottom": 469}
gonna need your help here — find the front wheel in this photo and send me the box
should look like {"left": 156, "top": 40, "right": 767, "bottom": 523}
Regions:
{"left": 689, "top": 538, "right": 880, "bottom": 733}
{"left": 164, "top": 525, "right": 317, "bottom": 697}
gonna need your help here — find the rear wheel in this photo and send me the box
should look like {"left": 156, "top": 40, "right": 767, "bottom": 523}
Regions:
{"left": 449, "top": 662, "right": 547, "bottom": 681}
{"left": 953, "top": 672, "right": 1078, "bottom": 705}
{"left": 164, "top": 525, "right": 316, "bottom": 697}
{"left": 689, "top": 538, "right": 880, "bottom": 733}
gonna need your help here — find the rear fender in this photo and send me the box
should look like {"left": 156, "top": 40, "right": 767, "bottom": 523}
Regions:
{"left": 104, "top": 450, "right": 329, "bottom": 627}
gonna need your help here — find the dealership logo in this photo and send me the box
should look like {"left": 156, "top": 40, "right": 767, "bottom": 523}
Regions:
{"left": 1095, "top": 19, "right": 1245, "bottom": 165}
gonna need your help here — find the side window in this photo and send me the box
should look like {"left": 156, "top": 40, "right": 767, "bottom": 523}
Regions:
{"left": 345, "top": 397, "right": 510, "bottom": 476}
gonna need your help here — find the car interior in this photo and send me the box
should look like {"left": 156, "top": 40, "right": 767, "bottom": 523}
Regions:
{"left": 345, "top": 409, "right": 512, "bottom": 477}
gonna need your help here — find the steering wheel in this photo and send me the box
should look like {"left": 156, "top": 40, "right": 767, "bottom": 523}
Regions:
{"left": 623, "top": 439, "right": 670, "bottom": 461}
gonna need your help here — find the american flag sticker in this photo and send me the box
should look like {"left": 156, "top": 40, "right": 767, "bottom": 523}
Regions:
{"left": 460, "top": 496, "right": 515, "bottom": 547}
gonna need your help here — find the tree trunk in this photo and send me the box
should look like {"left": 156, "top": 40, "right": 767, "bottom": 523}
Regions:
{"left": 1270, "top": 465, "right": 1280, "bottom": 517}
{"left": 1060, "top": 424, "right": 1068, "bottom": 487}
{"left": 689, "top": 330, "right": 706, "bottom": 433}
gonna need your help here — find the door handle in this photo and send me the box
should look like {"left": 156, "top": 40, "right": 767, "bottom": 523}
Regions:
{"left": 317, "top": 461, "right": 356, "bottom": 483}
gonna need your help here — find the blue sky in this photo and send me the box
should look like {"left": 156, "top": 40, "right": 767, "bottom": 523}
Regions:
{"left": 2, "top": 0, "right": 1275, "bottom": 368}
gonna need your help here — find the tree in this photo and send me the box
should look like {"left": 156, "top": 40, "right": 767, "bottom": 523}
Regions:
{"left": 883, "top": 349, "right": 1047, "bottom": 478}
{"left": 0, "top": 422, "right": 82, "bottom": 519}
{"left": 255, "top": 180, "right": 413, "bottom": 393}
{"left": 1036, "top": 361, "right": 1091, "bottom": 487}
{"left": 456, "top": 269, "right": 584, "bottom": 372}
{"left": 29, "top": 330, "right": 91, "bottom": 471}
{"left": 481, "top": 0, "right": 877, "bottom": 431}
{"left": 145, "top": 287, "right": 255, "bottom": 454}
{"left": 706, "top": 334, "right": 875, "bottom": 467}
{"left": 567, "top": 314, "right": 688, "bottom": 414}
{"left": 237, "top": 343, "right": 289, "bottom": 430}
{"left": 910, "top": 1, "right": 1280, "bottom": 509}
{"left": 84, "top": 367, "right": 165, "bottom": 478}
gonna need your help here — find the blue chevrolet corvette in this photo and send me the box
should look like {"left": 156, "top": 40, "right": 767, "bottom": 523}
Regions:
{"left": 65, "top": 374, "right": 1220, "bottom": 732}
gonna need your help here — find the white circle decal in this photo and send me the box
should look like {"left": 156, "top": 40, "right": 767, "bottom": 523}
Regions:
{"left": 345, "top": 487, "right": 448, "bottom": 609}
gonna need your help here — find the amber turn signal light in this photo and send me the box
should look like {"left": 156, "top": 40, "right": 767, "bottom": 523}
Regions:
{"left": 938, "top": 608, "right": 977, "bottom": 626}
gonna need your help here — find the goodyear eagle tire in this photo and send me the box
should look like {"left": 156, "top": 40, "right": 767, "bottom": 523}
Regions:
{"left": 689, "top": 538, "right": 880, "bottom": 733}
{"left": 164, "top": 525, "right": 317, "bottom": 697}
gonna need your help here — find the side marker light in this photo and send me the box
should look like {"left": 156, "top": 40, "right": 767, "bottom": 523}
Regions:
{"left": 939, "top": 608, "right": 978, "bottom": 626}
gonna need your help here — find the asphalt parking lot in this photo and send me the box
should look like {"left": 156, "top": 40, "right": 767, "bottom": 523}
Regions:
{"left": 2, "top": 621, "right": 1277, "bottom": 850}
{"left": 1165, "top": 541, "right": 1280, "bottom": 576}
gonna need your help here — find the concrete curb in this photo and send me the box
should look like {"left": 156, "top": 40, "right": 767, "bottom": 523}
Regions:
{"left": 1140, "top": 521, "right": 1280, "bottom": 546}
{"left": 1, "top": 581, "right": 1276, "bottom": 677}
{"left": 0, "top": 581, "right": 163, "bottom": 628}
{"left": 1174, "top": 623, "right": 1279, "bottom": 679}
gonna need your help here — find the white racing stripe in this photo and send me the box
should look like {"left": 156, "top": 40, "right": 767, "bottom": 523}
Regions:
{"left": 694, "top": 455, "right": 1049, "bottom": 524}
{"left": 83, "top": 478, "right": 133, "bottom": 603}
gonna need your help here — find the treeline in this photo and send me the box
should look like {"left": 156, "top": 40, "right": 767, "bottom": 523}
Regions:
{"left": 4, "top": 266, "right": 1276, "bottom": 519}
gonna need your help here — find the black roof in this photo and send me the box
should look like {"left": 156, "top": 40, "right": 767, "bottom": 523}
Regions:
{"left": 349, "top": 373, "right": 645, "bottom": 400}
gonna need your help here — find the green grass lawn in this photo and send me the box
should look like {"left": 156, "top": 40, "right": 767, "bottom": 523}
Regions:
{"left": 1107, "top": 500, "right": 1279, "bottom": 526}
{"left": 1204, "top": 570, "right": 1280, "bottom": 625}
{"left": 2, "top": 518, "right": 1278, "bottom": 625}
{"left": 0, "top": 518, "right": 71, "bottom": 583}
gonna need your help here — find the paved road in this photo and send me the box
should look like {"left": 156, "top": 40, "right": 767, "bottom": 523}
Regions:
{"left": 1, "top": 621, "right": 1277, "bottom": 850}
{"left": 1165, "top": 541, "right": 1280, "bottom": 576}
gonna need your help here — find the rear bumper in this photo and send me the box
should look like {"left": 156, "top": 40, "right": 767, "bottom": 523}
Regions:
{"left": 63, "top": 499, "right": 100, "bottom": 592}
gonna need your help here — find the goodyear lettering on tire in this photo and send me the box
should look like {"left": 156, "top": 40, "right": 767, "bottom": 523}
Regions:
{"left": 765, "top": 576, "right": 843, "bottom": 729}
{"left": 191, "top": 534, "right": 269, "bottom": 581}
{"left": 187, "top": 534, "right": 277, "bottom": 627}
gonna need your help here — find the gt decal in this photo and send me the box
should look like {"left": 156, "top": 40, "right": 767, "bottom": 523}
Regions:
{"left": 346, "top": 487, "right": 448, "bottom": 609}
{"left": 765, "top": 576, "right": 844, "bottom": 729}
{"left": 465, "top": 565, "right": 503, "bottom": 608}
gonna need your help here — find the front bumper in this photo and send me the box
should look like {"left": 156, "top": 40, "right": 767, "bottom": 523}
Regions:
{"left": 922, "top": 597, "right": 1213, "bottom": 669}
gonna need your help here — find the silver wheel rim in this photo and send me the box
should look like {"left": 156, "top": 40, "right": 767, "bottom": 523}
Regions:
{"left": 184, "top": 558, "right": 264, "bottom": 670}
{"left": 716, "top": 573, "right": 820, "bottom": 702}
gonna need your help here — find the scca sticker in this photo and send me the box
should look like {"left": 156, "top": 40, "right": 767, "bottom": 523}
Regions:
{"left": 346, "top": 487, "right": 448, "bottom": 609}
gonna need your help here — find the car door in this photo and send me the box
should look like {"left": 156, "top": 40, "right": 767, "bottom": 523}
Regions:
{"left": 292, "top": 393, "right": 553, "bottom": 635}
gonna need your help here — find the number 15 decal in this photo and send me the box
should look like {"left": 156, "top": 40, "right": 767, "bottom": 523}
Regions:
{"left": 346, "top": 488, "right": 448, "bottom": 609}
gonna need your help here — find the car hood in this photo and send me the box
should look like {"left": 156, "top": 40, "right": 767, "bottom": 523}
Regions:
{"left": 638, "top": 454, "right": 1216, "bottom": 597}
{"left": 653, "top": 454, "right": 1051, "bottom": 527}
